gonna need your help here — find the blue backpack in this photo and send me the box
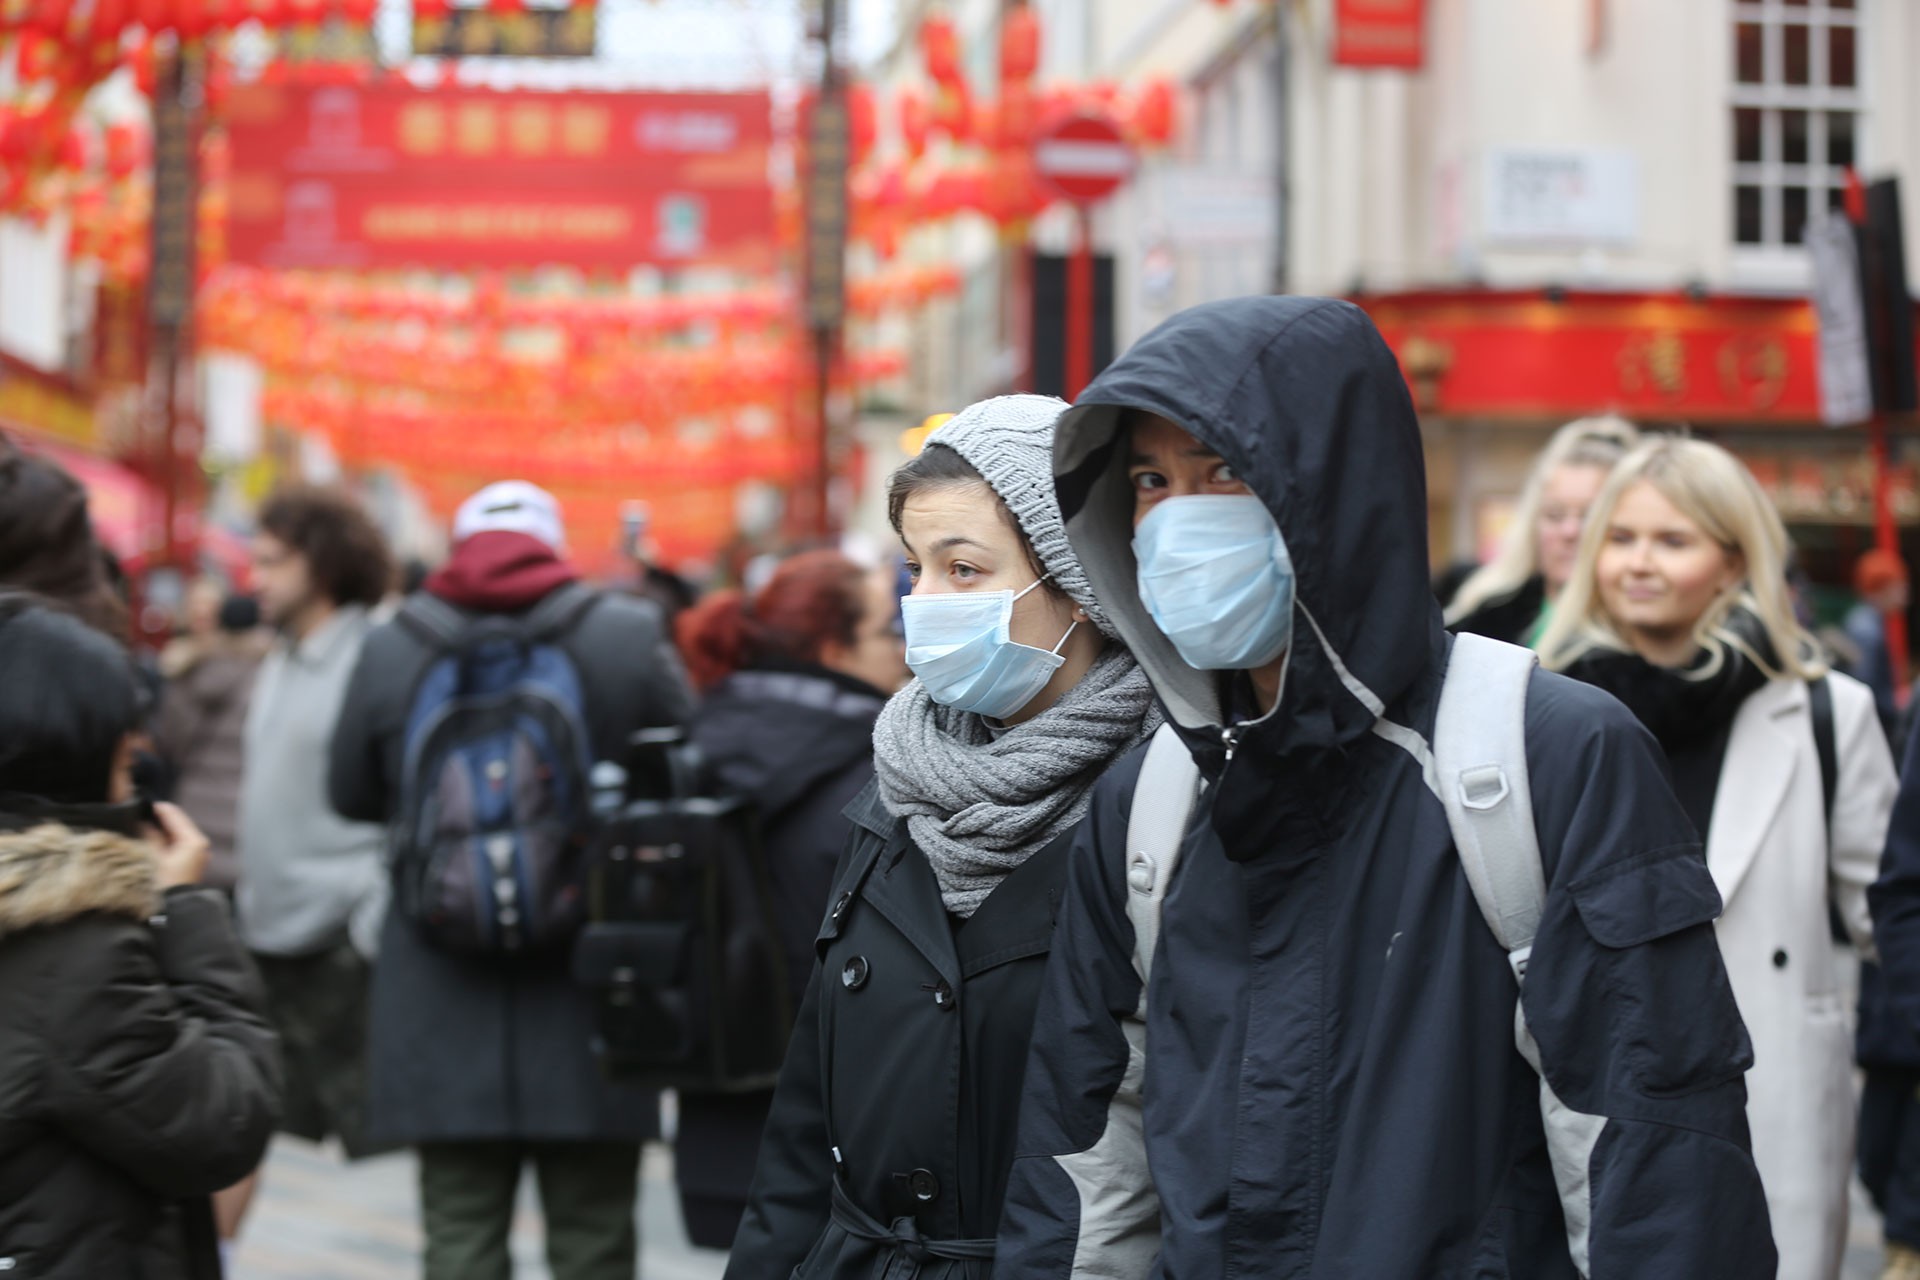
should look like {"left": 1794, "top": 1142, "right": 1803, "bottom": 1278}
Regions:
{"left": 392, "top": 584, "right": 600, "bottom": 956}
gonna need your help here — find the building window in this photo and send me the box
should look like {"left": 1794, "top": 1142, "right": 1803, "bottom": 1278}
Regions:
{"left": 1730, "top": 0, "right": 1862, "bottom": 248}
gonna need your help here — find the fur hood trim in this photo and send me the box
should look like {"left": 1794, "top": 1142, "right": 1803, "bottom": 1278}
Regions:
{"left": 0, "top": 824, "right": 160, "bottom": 938}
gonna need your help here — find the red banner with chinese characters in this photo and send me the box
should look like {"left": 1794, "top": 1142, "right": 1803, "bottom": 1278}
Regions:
{"left": 1359, "top": 290, "right": 1864, "bottom": 423}
{"left": 1334, "top": 0, "right": 1425, "bottom": 69}
{"left": 223, "top": 83, "right": 776, "bottom": 271}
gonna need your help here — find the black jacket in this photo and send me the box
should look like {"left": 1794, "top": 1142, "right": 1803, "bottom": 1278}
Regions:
{"left": 328, "top": 585, "right": 694, "bottom": 1144}
{"left": 675, "top": 662, "right": 885, "bottom": 1248}
{"left": 1868, "top": 723, "right": 1920, "bottom": 1069}
{"left": 1448, "top": 573, "right": 1548, "bottom": 647}
{"left": 0, "top": 821, "right": 281, "bottom": 1279}
{"left": 999, "top": 296, "right": 1774, "bottom": 1278}
{"left": 725, "top": 781, "right": 1072, "bottom": 1280}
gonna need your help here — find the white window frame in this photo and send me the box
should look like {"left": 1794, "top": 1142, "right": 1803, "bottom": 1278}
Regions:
{"left": 1729, "top": 0, "right": 1866, "bottom": 262}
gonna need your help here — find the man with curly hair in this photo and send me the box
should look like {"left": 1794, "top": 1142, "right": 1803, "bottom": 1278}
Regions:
{"left": 237, "top": 486, "right": 395, "bottom": 1165}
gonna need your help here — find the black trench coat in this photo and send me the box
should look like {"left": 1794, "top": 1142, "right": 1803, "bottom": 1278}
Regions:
{"left": 724, "top": 779, "right": 1071, "bottom": 1280}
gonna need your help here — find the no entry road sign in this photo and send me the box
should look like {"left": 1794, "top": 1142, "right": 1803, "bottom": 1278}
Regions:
{"left": 1034, "top": 112, "right": 1135, "bottom": 206}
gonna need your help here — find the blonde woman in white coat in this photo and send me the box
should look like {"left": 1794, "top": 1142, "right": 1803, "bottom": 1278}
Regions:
{"left": 1541, "top": 436, "right": 1898, "bottom": 1280}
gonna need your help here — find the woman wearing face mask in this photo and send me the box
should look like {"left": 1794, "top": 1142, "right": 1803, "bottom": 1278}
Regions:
{"left": 725, "top": 396, "right": 1161, "bottom": 1280}
{"left": 1446, "top": 415, "right": 1639, "bottom": 646}
{"left": 1539, "top": 437, "right": 1897, "bottom": 1280}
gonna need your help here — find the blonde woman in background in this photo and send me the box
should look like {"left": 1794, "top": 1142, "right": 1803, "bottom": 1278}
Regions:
{"left": 1540, "top": 436, "right": 1897, "bottom": 1280}
{"left": 1446, "top": 414, "right": 1639, "bottom": 644}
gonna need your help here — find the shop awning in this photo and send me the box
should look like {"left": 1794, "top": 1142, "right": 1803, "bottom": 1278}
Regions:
{"left": 12, "top": 435, "right": 165, "bottom": 568}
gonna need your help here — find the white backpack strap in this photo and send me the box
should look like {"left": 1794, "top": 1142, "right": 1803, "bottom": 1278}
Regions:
{"left": 1124, "top": 723, "right": 1202, "bottom": 996}
{"left": 1051, "top": 722, "right": 1199, "bottom": 1280}
{"left": 1435, "top": 633, "right": 1601, "bottom": 1279}
{"left": 1433, "top": 632, "right": 1545, "bottom": 984}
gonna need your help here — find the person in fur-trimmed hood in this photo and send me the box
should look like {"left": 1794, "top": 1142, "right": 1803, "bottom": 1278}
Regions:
{"left": 0, "top": 594, "right": 282, "bottom": 1280}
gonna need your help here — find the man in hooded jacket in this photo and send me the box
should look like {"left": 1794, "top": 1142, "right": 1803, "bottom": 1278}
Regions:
{"left": 995, "top": 297, "right": 1775, "bottom": 1278}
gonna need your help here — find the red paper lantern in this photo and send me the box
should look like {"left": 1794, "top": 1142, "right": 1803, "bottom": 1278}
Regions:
{"left": 932, "top": 79, "right": 972, "bottom": 142}
{"left": 1131, "top": 79, "right": 1177, "bottom": 146}
{"left": 0, "top": 109, "right": 25, "bottom": 164}
{"left": 341, "top": 0, "right": 375, "bottom": 24}
{"left": 872, "top": 164, "right": 908, "bottom": 213}
{"left": 13, "top": 32, "right": 49, "bottom": 78}
{"left": 898, "top": 87, "right": 929, "bottom": 159}
{"left": 923, "top": 167, "right": 986, "bottom": 216}
{"left": 847, "top": 82, "right": 877, "bottom": 166}
{"left": 983, "top": 153, "right": 1043, "bottom": 226}
{"left": 414, "top": 0, "right": 450, "bottom": 21}
{"left": 174, "top": 0, "right": 209, "bottom": 37}
{"left": 132, "top": 0, "right": 168, "bottom": 31}
{"left": 996, "top": 82, "right": 1036, "bottom": 150}
{"left": 129, "top": 38, "right": 156, "bottom": 95}
{"left": 29, "top": 0, "right": 70, "bottom": 35}
{"left": 920, "top": 13, "right": 960, "bottom": 86}
{"left": 999, "top": 6, "right": 1039, "bottom": 85}
{"left": 57, "top": 123, "right": 88, "bottom": 171}
{"left": 104, "top": 121, "right": 142, "bottom": 177}
{"left": 89, "top": 0, "right": 129, "bottom": 38}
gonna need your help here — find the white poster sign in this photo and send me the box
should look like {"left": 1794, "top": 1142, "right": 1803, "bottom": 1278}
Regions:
{"left": 1482, "top": 148, "right": 1639, "bottom": 246}
{"left": 0, "top": 215, "right": 69, "bottom": 372}
{"left": 1160, "top": 170, "right": 1278, "bottom": 248}
{"left": 1807, "top": 212, "right": 1874, "bottom": 428}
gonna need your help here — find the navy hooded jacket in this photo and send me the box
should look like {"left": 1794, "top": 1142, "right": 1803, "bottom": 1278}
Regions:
{"left": 995, "top": 297, "right": 1776, "bottom": 1278}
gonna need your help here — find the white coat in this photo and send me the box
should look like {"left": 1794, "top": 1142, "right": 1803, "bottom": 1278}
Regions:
{"left": 1706, "top": 671, "right": 1897, "bottom": 1280}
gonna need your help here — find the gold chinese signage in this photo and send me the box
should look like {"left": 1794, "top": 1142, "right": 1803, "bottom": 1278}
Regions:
{"left": 413, "top": 3, "right": 597, "bottom": 59}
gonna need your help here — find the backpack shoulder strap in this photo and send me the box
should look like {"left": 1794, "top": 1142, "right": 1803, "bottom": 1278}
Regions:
{"left": 1809, "top": 675, "right": 1838, "bottom": 832}
{"left": 1124, "top": 724, "right": 1203, "bottom": 995}
{"left": 396, "top": 593, "right": 471, "bottom": 652}
{"left": 1433, "top": 632, "right": 1545, "bottom": 983}
{"left": 524, "top": 581, "right": 600, "bottom": 643}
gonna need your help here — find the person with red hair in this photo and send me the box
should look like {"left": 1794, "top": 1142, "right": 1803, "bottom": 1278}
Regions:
{"left": 1847, "top": 548, "right": 1910, "bottom": 739}
{"left": 671, "top": 548, "right": 906, "bottom": 1250}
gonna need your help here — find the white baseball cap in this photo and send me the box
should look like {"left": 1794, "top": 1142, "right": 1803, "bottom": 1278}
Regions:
{"left": 452, "top": 481, "right": 566, "bottom": 552}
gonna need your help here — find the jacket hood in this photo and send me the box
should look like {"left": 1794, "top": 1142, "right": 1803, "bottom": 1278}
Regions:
{"left": 690, "top": 664, "right": 885, "bottom": 819}
{"left": 1054, "top": 296, "right": 1445, "bottom": 769}
{"left": 0, "top": 823, "right": 159, "bottom": 938}
{"left": 426, "top": 530, "right": 579, "bottom": 613}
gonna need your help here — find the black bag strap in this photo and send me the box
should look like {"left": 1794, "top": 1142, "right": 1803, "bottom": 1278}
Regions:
{"left": 1810, "top": 675, "right": 1838, "bottom": 834}
{"left": 397, "top": 593, "right": 470, "bottom": 651}
{"left": 523, "top": 581, "right": 600, "bottom": 643}
{"left": 397, "top": 583, "right": 599, "bottom": 655}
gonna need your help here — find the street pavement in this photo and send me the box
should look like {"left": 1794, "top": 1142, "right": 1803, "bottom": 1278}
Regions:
{"left": 233, "top": 1135, "right": 1887, "bottom": 1279}
{"left": 231, "top": 1139, "right": 724, "bottom": 1280}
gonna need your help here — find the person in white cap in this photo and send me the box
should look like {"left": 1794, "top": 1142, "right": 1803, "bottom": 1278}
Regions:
{"left": 329, "top": 480, "right": 696, "bottom": 1280}
{"left": 452, "top": 480, "right": 568, "bottom": 555}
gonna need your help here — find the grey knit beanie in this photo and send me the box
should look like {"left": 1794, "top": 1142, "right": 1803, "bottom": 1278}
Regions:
{"left": 924, "top": 394, "right": 1116, "bottom": 639}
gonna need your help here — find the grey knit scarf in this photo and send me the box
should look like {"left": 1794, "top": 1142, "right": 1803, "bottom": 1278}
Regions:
{"left": 873, "top": 645, "right": 1163, "bottom": 918}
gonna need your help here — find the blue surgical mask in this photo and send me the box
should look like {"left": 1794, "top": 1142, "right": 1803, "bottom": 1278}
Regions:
{"left": 1134, "top": 494, "right": 1294, "bottom": 670}
{"left": 901, "top": 576, "right": 1079, "bottom": 720}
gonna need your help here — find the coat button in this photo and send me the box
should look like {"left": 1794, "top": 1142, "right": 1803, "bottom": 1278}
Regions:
{"left": 1773, "top": 949, "right": 1790, "bottom": 969}
{"left": 841, "top": 956, "right": 870, "bottom": 990}
{"left": 931, "top": 980, "right": 954, "bottom": 1011}
{"left": 908, "top": 1168, "right": 940, "bottom": 1202}
{"left": 830, "top": 891, "right": 853, "bottom": 925}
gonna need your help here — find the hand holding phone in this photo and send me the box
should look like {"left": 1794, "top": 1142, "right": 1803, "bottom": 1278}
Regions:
{"left": 146, "top": 801, "right": 211, "bottom": 890}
